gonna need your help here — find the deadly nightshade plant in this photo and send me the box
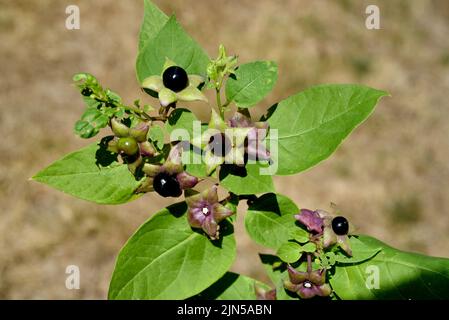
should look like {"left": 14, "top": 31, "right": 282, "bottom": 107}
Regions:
{"left": 33, "top": 1, "right": 449, "bottom": 300}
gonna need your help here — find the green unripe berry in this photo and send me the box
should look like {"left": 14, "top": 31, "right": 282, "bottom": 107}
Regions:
{"left": 117, "top": 137, "right": 139, "bottom": 156}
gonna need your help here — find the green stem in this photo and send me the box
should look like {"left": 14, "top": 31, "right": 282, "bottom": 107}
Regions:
{"left": 123, "top": 104, "right": 152, "bottom": 121}
{"left": 215, "top": 75, "right": 229, "bottom": 119}
{"left": 95, "top": 95, "right": 159, "bottom": 122}
{"left": 216, "top": 88, "right": 224, "bottom": 118}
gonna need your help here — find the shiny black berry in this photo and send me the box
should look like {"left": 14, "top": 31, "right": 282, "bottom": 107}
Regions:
{"left": 117, "top": 137, "right": 139, "bottom": 156}
{"left": 209, "top": 133, "right": 232, "bottom": 157}
{"left": 153, "top": 172, "right": 182, "bottom": 197}
{"left": 162, "top": 66, "right": 189, "bottom": 92}
{"left": 81, "top": 87, "right": 93, "bottom": 96}
{"left": 331, "top": 216, "right": 349, "bottom": 235}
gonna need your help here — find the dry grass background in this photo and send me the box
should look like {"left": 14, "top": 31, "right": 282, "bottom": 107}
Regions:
{"left": 0, "top": 0, "right": 449, "bottom": 299}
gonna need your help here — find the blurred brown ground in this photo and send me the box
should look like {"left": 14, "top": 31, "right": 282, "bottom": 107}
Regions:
{"left": 1, "top": 0, "right": 449, "bottom": 299}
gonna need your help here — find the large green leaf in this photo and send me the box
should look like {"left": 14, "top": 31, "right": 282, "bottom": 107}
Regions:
{"left": 219, "top": 163, "right": 275, "bottom": 195}
{"left": 136, "top": 15, "right": 210, "bottom": 82}
{"left": 165, "top": 108, "right": 199, "bottom": 140}
{"left": 195, "top": 272, "right": 271, "bottom": 300}
{"left": 334, "top": 236, "right": 382, "bottom": 264}
{"left": 245, "top": 193, "right": 304, "bottom": 249}
{"left": 108, "top": 202, "right": 236, "bottom": 300}
{"left": 266, "top": 84, "right": 388, "bottom": 175}
{"left": 330, "top": 235, "right": 449, "bottom": 299}
{"left": 225, "top": 61, "right": 278, "bottom": 108}
{"left": 32, "top": 142, "right": 141, "bottom": 204}
{"left": 138, "top": 0, "right": 169, "bottom": 52}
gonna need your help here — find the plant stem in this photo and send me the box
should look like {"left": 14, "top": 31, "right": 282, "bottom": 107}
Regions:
{"left": 95, "top": 95, "right": 163, "bottom": 122}
{"left": 307, "top": 254, "right": 312, "bottom": 273}
{"left": 216, "top": 88, "right": 224, "bottom": 118}
{"left": 123, "top": 104, "right": 153, "bottom": 121}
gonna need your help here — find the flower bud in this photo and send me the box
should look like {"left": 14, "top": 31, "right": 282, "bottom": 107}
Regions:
{"left": 294, "top": 209, "right": 324, "bottom": 234}
{"left": 129, "top": 122, "right": 150, "bottom": 142}
{"left": 176, "top": 171, "right": 199, "bottom": 190}
{"left": 111, "top": 118, "right": 129, "bottom": 137}
{"left": 139, "top": 141, "right": 156, "bottom": 157}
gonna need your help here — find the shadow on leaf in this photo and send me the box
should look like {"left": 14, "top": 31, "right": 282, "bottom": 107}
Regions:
{"left": 167, "top": 108, "right": 192, "bottom": 126}
{"left": 248, "top": 193, "right": 282, "bottom": 216}
{"left": 166, "top": 201, "right": 188, "bottom": 218}
{"left": 95, "top": 136, "right": 118, "bottom": 167}
{"left": 219, "top": 164, "right": 248, "bottom": 179}
{"left": 189, "top": 272, "right": 240, "bottom": 300}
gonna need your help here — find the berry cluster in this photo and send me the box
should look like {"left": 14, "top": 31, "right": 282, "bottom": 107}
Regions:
{"left": 74, "top": 50, "right": 259, "bottom": 240}
{"left": 277, "top": 209, "right": 353, "bottom": 299}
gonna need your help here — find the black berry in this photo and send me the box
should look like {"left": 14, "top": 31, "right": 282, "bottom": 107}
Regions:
{"left": 331, "top": 216, "right": 349, "bottom": 236}
{"left": 162, "top": 66, "right": 189, "bottom": 92}
{"left": 209, "top": 133, "right": 232, "bottom": 157}
{"left": 153, "top": 172, "right": 182, "bottom": 197}
{"left": 117, "top": 137, "right": 139, "bottom": 156}
{"left": 81, "top": 87, "right": 93, "bottom": 96}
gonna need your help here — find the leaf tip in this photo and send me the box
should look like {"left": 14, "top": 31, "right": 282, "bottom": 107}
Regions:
{"left": 30, "top": 172, "right": 42, "bottom": 182}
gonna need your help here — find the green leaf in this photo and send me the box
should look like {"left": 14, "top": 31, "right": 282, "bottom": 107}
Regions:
{"left": 301, "top": 242, "right": 317, "bottom": 253}
{"left": 138, "top": 0, "right": 169, "bottom": 52}
{"left": 266, "top": 84, "right": 388, "bottom": 175}
{"left": 143, "top": 104, "right": 155, "bottom": 114}
{"left": 82, "top": 96, "right": 101, "bottom": 109}
{"left": 245, "top": 193, "right": 299, "bottom": 249}
{"left": 73, "top": 73, "right": 89, "bottom": 82}
{"left": 330, "top": 235, "right": 449, "bottom": 299}
{"left": 74, "top": 120, "right": 94, "bottom": 139}
{"left": 289, "top": 228, "right": 309, "bottom": 243}
{"left": 165, "top": 108, "right": 198, "bottom": 140}
{"left": 219, "top": 163, "right": 275, "bottom": 195}
{"left": 82, "top": 107, "right": 109, "bottom": 126}
{"left": 317, "top": 251, "right": 337, "bottom": 269}
{"left": 225, "top": 61, "right": 278, "bottom": 108}
{"left": 148, "top": 124, "right": 165, "bottom": 150}
{"left": 32, "top": 142, "right": 141, "bottom": 204}
{"left": 105, "top": 89, "right": 122, "bottom": 103}
{"left": 334, "top": 236, "right": 381, "bottom": 264}
{"left": 74, "top": 107, "right": 109, "bottom": 139}
{"left": 108, "top": 202, "right": 236, "bottom": 299}
{"left": 260, "top": 254, "right": 284, "bottom": 285}
{"left": 277, "top": 242, "right": 302, "bottom": 263}
{"left": 136, "top": 15, "right": 210, "bottom": 82}
{"left": 182, "top": 148, "right": 208, "bottom": 178}
{"left": 195, "top": 272, "right": 271, "bottom": 300}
